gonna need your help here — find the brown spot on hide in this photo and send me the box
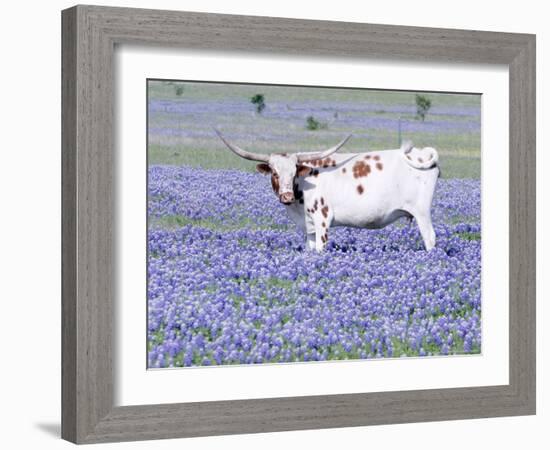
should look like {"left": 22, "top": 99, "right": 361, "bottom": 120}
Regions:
{"left": 353, "top": 161, "right": 371, "bottom": 178}
{"left": 321, "top": 158, "right": 335, "bottom": 168}
{"left": 313, "top": 199, "right": 318, "bottom": 211}
{"left": 364, "top": 155, "right": 371, "bottom": 160}
{"left": 373, "top": 155, "right": 381, "bottom": 161}
{"left": 406, "top": 154, "right": 412, "bottom": 160}
{"left": 376, "top": 162, "right": 383, "bottom": 171}
{"left": 322, "top": 222, "right": 326, "bottom": 228}
{"left": 321, "top": 234, "right": 326, "bottom": 243}
{"left": 418, "top": 157, "right": 424, "bottom": 163}
{"left": 342, "top": 168, "right": 347, "bottom": 174}
{"left": 270, "top": 173, "right": 279, "bottom": 193}
{"left": 296, "top": 165, "right": 312, "bottom": 177}
{"left": 321, "top": 206, "right": 329, "bottom": 218}
{"left": 320, "top": 197, "right": 324, "bottom": 206}
{"left": 357, "top": 184, "right": 364, "bottom": 194}
{"left": 428, "top": 154, "right": 433, "bottom": 161}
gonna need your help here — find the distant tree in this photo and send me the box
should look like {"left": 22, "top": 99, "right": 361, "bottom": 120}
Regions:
{"left": 251, "top": 94, "right": 266, "bottom": 114}
{"left": 415, "top": 94, "right": 432, "bottom": 121}
{"left": 306, "top": 115, "right": 327, "bottom": 130}
{"left": 175, "top": 85, "right": 184, "bottom": 96}
{"left": 306, "top": 116, "right": 320, "bottom": 130}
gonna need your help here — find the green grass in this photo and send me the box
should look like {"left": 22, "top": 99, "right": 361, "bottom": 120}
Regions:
{"left": 438, "top": 155, "right": 480, "bottom": 179}
{"left": 456, "top": 231, "right": 482, "bottom": 241}
{"left": 149, "top": 80, "right": 481, "bottom": 107}
{"left": 149, "top": 143, "right": 480, "bottom": 179}
{"left": 148, "top": 80, "right": 481, "bottom": 179}
{"left": 149, "top": 214, "right": 291, "bottom": 231}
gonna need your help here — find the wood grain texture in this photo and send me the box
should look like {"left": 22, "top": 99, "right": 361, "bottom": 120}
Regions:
{"left": 61, "top": 6, "right": 77, "bottom": 443}
{"left": 508, "top": 36, "right": 536, "bottom": 409}
{"left": 61, "top": 4, "right": 536, "bottom": 444}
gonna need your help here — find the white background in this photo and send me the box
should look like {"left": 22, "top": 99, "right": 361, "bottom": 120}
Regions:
{"left": 116, "top": 48, "right": 509, "bottom": 405}
{"left": 0, "top": 0, "right": 547, "bottom": 449}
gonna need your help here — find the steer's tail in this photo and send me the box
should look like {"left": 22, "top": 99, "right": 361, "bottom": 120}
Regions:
{"left": 401, "top": 141, "right": 439, "bottom": 170}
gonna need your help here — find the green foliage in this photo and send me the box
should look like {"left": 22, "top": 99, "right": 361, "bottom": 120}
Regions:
{"left": 250, "top": 94, "right": 266, "bottom": 114}
{"left": 456, "top": 231, "right": 481, "bottom": 241}
{"left": 306, "top": 115, "right": 327, "bottom": 131}
{"left": 415, "top": 94, "right": 432, "bottom": 121}
{"left": 175, "top": 85, "right": 184, "bottom": 96}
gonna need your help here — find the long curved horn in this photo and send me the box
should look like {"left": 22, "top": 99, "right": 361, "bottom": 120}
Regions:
{"left": 214, "top": 128, "right": 270, "bottom": 162}
{"left": 296, "top": 134, "right": 352, "bottom": 163}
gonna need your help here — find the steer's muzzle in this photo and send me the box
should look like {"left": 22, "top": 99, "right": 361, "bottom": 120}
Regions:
{"left": 279, "top": 192, "right": 295, "bottom": 205}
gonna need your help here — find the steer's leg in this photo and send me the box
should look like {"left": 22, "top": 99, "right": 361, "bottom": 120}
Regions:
{"left": 306, "top": 225, "right": 327, "bottom": 252}
{"left": 306, "top": 233, "right": 316, "bottom": 250}
{"left": 315, "top": 226, "right": 329, "bottom": 252}
{"left": 413, "top": 211, "right": 436, "bottom": 251}
{"left": 303, "top": 208, "right": 317, "bottom": 251}
{"left": 313, "top": 200, "right": 333, "bottom": 252}
{"left": 304, "top": 197, "right": 332, "bottom": 251}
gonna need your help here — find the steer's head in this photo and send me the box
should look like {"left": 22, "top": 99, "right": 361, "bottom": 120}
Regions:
{"left": 214, "top": 129, "right": 350, "bottom": 205}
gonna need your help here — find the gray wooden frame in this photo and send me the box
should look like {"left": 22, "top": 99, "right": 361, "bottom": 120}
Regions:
{"left": 62, "top": 4, "right": 536, "bottom": 444}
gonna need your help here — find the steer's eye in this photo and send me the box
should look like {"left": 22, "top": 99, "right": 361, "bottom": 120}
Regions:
{"left": 273, "top": 173, "right": 279, "bottom": 179}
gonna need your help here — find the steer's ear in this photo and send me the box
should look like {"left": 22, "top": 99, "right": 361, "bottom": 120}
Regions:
{"left": 296, "top": 165, "right": 312, "bottom": 177}
{"left": 256, "top": 163, "right": 271, "bottom": 175}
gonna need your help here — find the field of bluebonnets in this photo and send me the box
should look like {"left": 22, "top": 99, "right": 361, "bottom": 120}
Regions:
{"left": 147, "top": 81, "right": 482, "bottom": 368}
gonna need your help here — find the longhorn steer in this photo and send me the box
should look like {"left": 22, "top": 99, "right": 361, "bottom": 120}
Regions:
{"left": 215, "top": 130, "right": 439, "bottom": 252}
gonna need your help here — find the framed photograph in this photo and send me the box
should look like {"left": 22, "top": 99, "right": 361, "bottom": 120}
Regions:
{"left": 62, "top": 5, "right": 536, "bottom": 444}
